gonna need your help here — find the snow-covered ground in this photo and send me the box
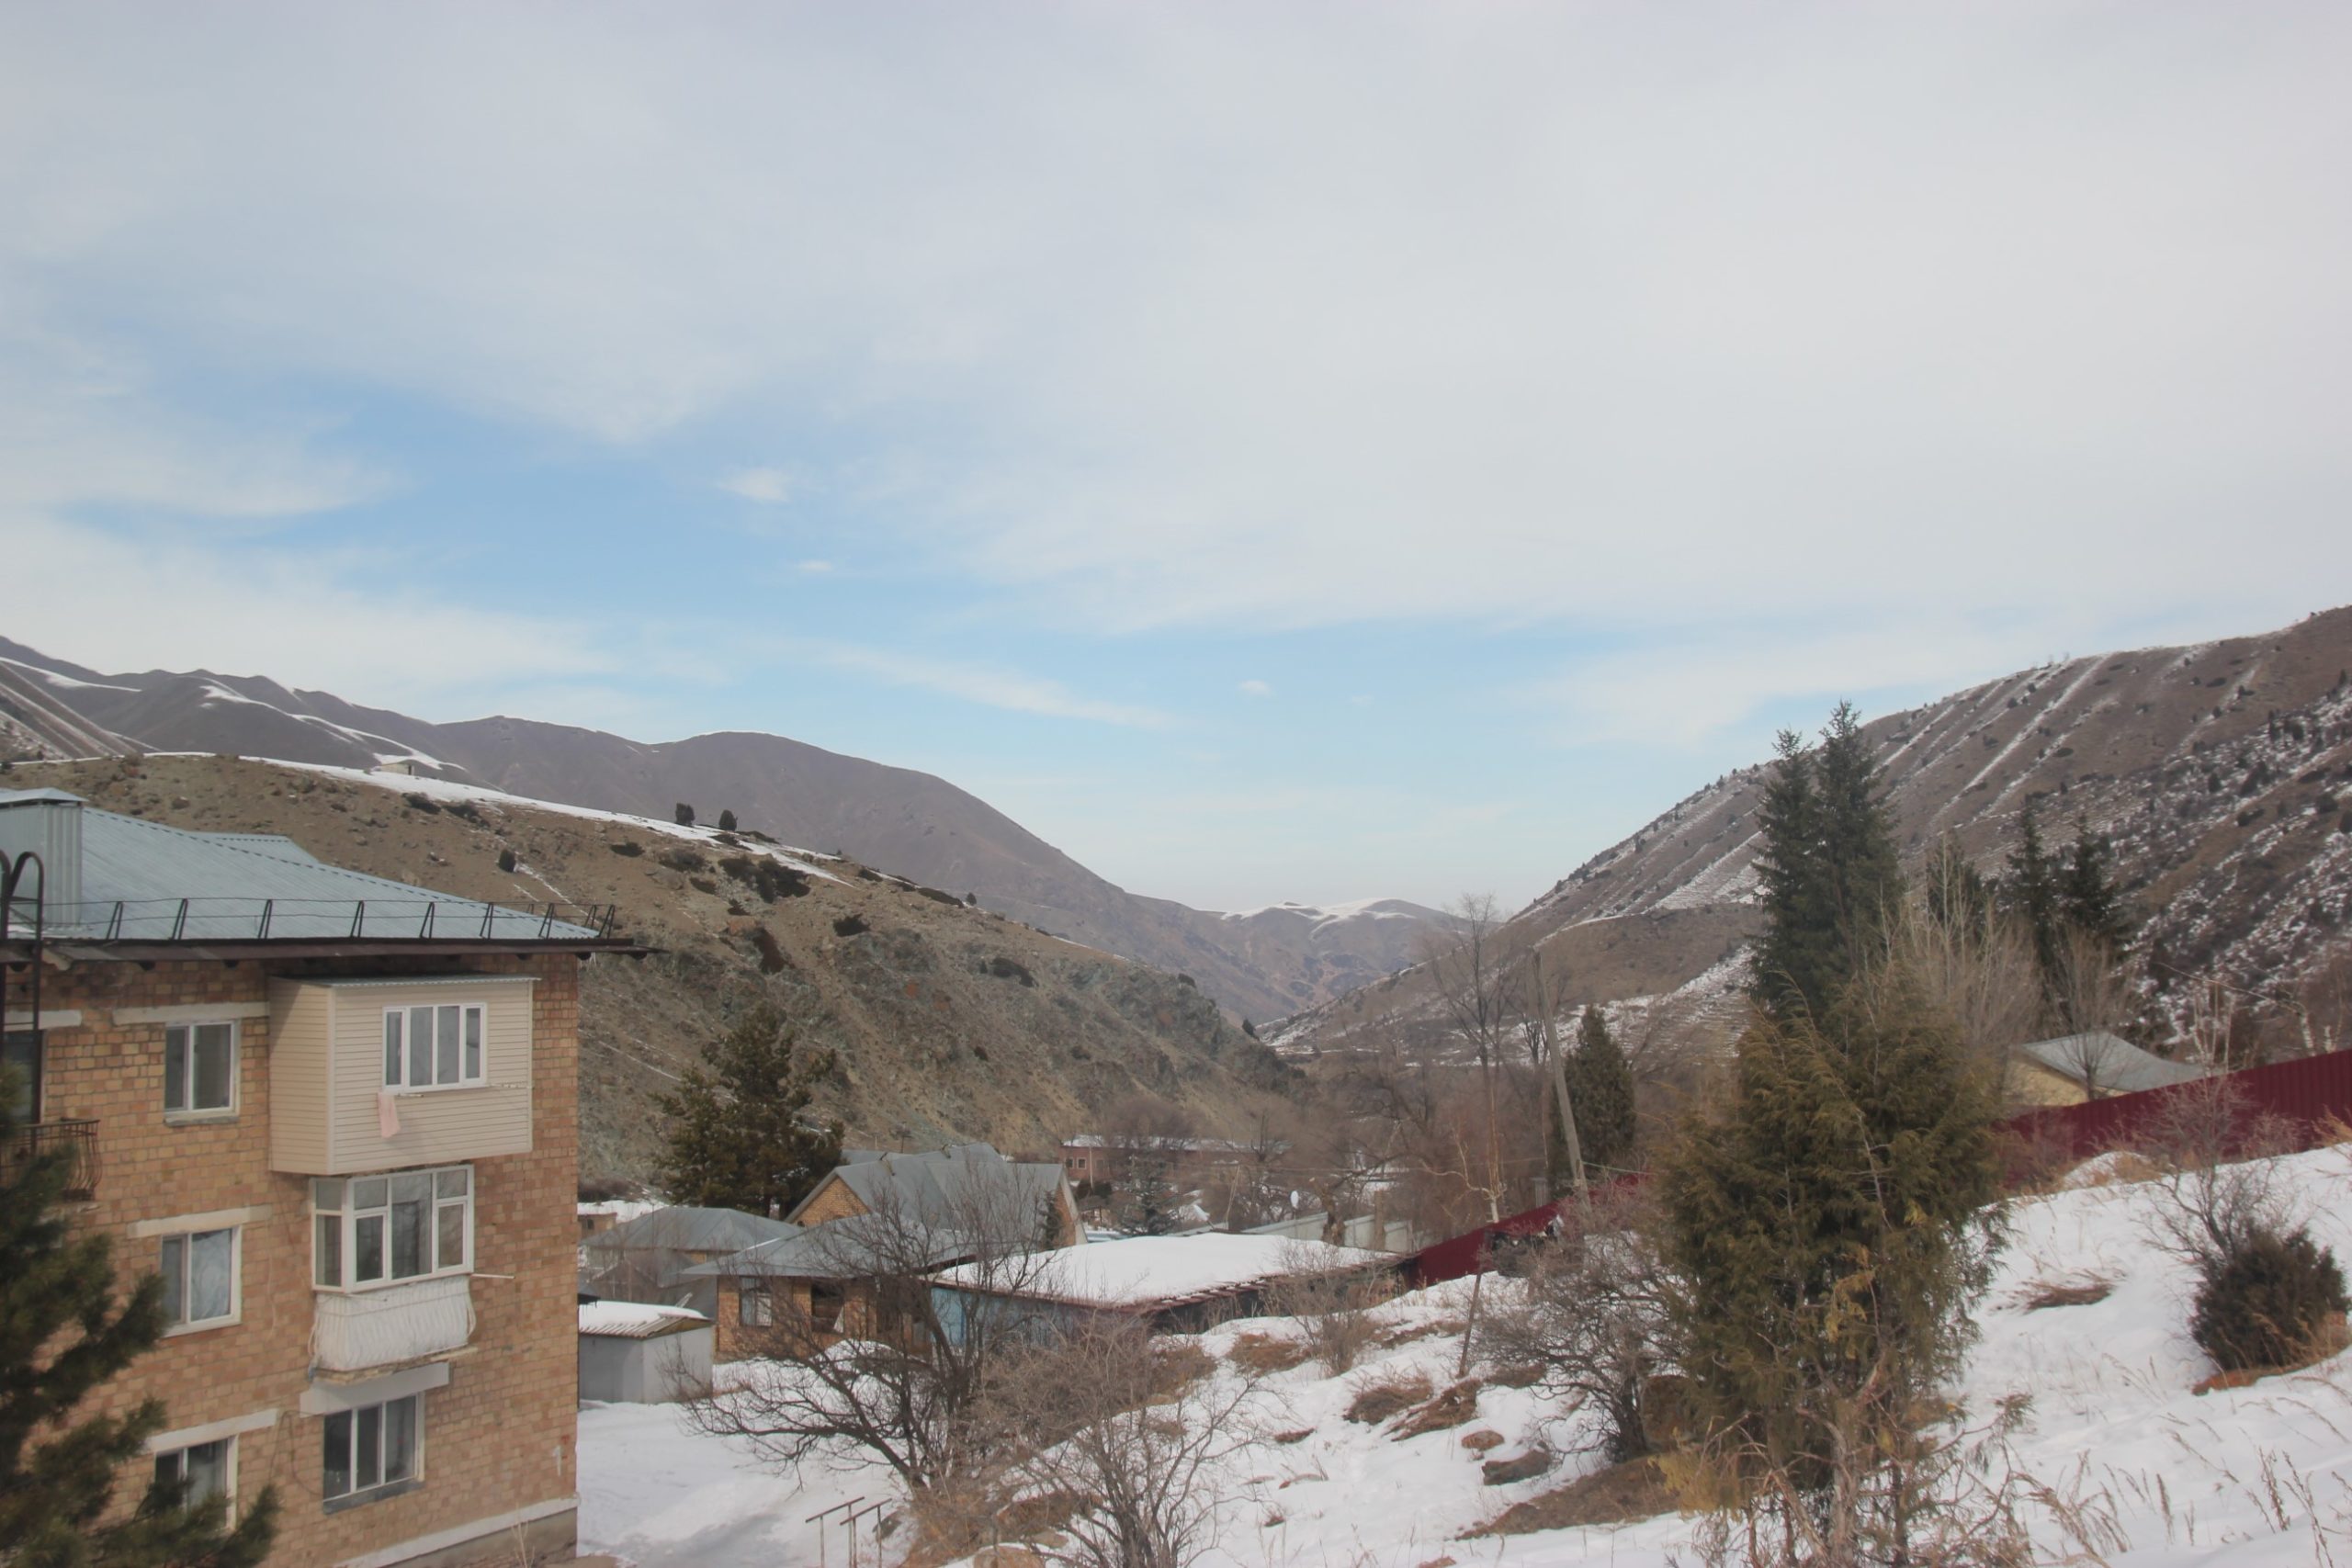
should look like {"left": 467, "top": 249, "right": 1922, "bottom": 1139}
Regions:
{"left": 579, "top": 1145, "right": 2352, "bottom": 1566}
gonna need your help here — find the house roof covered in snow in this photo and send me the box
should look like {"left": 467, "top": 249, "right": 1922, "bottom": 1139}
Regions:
{"left": 931, "top": 1233, "right": 1392, "bottom": 1312}
{"left": 578, "top": 1300, "right": 710, "bottom": 1339}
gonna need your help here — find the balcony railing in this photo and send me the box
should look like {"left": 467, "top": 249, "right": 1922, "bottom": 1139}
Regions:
{"left": 2, "top": 1119, "right": 98, "bottom": 1200}
{"left": 311, "top": 1275, "right": 475, "bottom": 1372}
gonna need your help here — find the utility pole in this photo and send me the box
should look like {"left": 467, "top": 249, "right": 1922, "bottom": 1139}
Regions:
{"left": 1529, "top": 953, "right": 1589, "bottom": 1205}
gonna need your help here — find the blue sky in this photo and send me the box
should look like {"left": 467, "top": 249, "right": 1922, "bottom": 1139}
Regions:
{"left": 6, "top": 3, "right": 2350, "bottom": 910}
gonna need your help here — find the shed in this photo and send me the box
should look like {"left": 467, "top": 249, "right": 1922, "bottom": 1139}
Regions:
{"left": 578, "top": 1205, "right": 802, "bottom": 1314}
{"left": 2014, "top": 1032, "right": 2210, "bottom": 1104}
{"left": 577, "top": 1300, "right": 713, "bottom": 1404}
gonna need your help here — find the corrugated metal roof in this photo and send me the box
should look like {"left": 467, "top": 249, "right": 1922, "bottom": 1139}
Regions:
{"left": 583, "top": 1206, "right": 803, "bottom": 1258}
{"left": 790, "top": 1141, "right": 1067, "bottom": 1228}
{"left": 2018, "top": 1031, "right": 2210, "bottom": 1096}
{"left": 1, "top": 788, "right": 603, "bottom": 942}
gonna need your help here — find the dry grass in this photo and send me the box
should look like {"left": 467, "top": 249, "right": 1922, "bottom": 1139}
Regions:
{"left": 1459, "top": 1428, "right": 1505, "bottom": 1453}
{"left": 1227, "top": 1331, "right": 1310, "bottom": 1375}
{"left": 1379, "top": 1316, "right": 1465, "bottom": 1349}
{"left": 1485, "top": 1361, "right": 1545, "bottom": 1390}
{"left": 1468, "top": 1456, "right": 1674, "bottom": 1535}
{"left": 1390, "top": 1378, "right": 1483, "bottom": 1439}
{"left": 2019, "top": 1275, "right": 2116, "bottom": 1311}
{"left": 1150, "top": 1340, "right": 1216, "bottom": 1399}
{"left": 1344, "top": 1369, "right": 1435, "bottom": 1426}
{"left": 1267, "top": 1427, "right": 1314, "bottom": 1445}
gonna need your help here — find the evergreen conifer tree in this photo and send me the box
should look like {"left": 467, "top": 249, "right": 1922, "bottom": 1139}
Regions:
{"left": 655, "top": 1006, "right": 843, "bottom": 1217}
{"left": 0, "top": 1068, "right": 279, "bottom": 1565}
{"left": 1120, "top": 1150, "right": 1182, "bottom": 1236}
{"left": 2058, "top": 823, "right": 2132, "bottom": 954}
{"left": 717, "top": 809, "right": 738, "bottom": 832}
{"left": 673, "top": 803, "right": 695, "bottom": 827}
{"left": 2005, "top": 800, "right": 2062, "bottom": 989}
{"left": 1564, "top": 1007, "right": 1636, "bottom": 1181}
{"left": 1659, "top": 969, "right": 2003, "bottom": 1498}
{"left": 1749, "top": 705, "right": 1903, "bottom": 1022}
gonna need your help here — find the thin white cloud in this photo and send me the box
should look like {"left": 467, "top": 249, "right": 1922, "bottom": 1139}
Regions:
{"left": 718, "top": 467, "right": 792, "bottom": 504}
{"left": 1238, "top": 679, "right": 1273, "bottom": 699}
{"left": 1, "top": 3, "right": 2346, "bottom": 724}
{"left": 795, "top": 640, "right": 1171, "bottom": 729}
{"left": 795, "top": 558, "right": 834, "bottom": 574}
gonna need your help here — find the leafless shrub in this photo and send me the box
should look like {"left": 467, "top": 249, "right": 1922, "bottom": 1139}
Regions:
{"left": 1263, "top": 1250, "right": 1389, "bottom": 1375}
{"left": 1225, "top": 1332, "right": 1308, "bottom": 1375}
{"left": 1474, "top": 1184, "right": 1671, "bottom": 1463}
{"left": 976, "top": 1318, "right": 1267, "bottom": 1568}
{"left": 2135, "top": 1078, "right": 2303, "bottom": 1272}
{"left": 1342, "top": 1369, "right": 1432, "bottom": 1426}
{"left": 2016, "top": 1276, "right": 2113, "bottom": 1312}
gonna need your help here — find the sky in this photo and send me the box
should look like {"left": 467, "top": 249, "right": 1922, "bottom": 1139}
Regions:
{"left": 5, "top": 3, "right": 2350, "bottom": 912}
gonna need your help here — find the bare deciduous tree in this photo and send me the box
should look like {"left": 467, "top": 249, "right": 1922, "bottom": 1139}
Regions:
{"left": 683, "top": 1162, "right": 1066, "bottom": 1502}
{"left": 977, "top": 1318, "right": 1267, "bottom": 1568}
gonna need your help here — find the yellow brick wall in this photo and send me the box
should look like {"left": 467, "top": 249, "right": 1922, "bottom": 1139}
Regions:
{"left": 30, "top": 953, "right": 584, "bottom": 1568}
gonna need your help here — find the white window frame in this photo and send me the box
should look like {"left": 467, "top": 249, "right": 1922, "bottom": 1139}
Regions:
{"left": 380, "top": 1002, "right": 487, "bottom": 1092}
{"left": 740, "top": 1283, "right": 774, "bottom": 1326}
{"left": 311, "top": 1167, "right": 473, "bottom": 1292}
{"left": 322, "top": 1392, "right": 423, "bottom": 1506}
{"left": 158, "top": 1224, "right": 242, "bottom": 1335}
{"left": 162, "top": 1020, "right": 238, "bottom": 1120}
{"left": 153, "top": 1434, "right": 238, "bottom": 1517}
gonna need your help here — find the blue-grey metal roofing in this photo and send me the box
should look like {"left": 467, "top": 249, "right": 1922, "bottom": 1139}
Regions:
{"left": 785, "top": 1141, "right": 1067, "bottom": 1227}
{"left": 1, "top": 788, "right": 602, "bottom": 942}
{"left": 583, "top": 1206, "right": 804, "bottom": 1258}
{"left": 2017, "top": 1031, "right": 2210, "bottom": 1096}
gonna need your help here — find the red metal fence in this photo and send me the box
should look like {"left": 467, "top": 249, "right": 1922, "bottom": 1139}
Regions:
{"left": 1405, "top": 1049, "right": 2352, "bottom": 1289}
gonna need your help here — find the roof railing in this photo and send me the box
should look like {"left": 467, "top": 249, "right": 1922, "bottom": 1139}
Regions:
{"left": 14, "top": 897, "right": 622, "bottom": 944}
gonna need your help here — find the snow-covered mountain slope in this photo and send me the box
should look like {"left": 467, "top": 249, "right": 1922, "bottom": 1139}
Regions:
{"left": 577, "top": 1144, "right": 2352, "bottom": 1567}
{"left": 0, "top": 636, "right": 1448, "bottom": 1022}
{"left": 1283, "top": 604, "right": 2352, "bottom": 1056}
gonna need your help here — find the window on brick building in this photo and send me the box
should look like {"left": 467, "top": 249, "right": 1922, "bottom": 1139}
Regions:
{"left": 380, "top": 1003, "right": 485, "bottom": 1090}
{"left": 322, "top": 1393, "right": 420, "bottom": 1503}
{"left": 740, "top": 1284, "right": 774, "bottom": 1326}
{"left": 153, "top": 1437, "right": 233, "bottom": 1513}
{"left": 160, "top": 1225, "right": 239, "bottom": 1330}
{"left": 163, "top": 1021, "right": 236, "bottom": 1116}
{"left": 313, "top": 1167, "right": 471, "bottom": 1290}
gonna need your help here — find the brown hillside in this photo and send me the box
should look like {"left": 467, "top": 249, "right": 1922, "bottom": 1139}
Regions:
{"left": 1283, "top": 606, "right": 2352, "bottom": 1056}
{"left": 7, "top": 754, "right": 1295, "bottom": 1185}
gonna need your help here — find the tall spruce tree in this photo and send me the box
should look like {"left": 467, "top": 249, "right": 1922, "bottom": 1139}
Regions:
{"left": 1564, "top": 1007, "right": 1636, "bottom": 1181}
{"left": 656, "top": 1006, "right": 843, "bottom": 1217}
{"left": 0, "top": 1068, "right": 279, "bottom": 1565}
{"left": 2005, "top": 801, "right": 2062, "bottom": 989}
{"left": 2059, "top": 823, "right": 2132, "bottom": 954}
{"left": 1749, "top": 705, "right": 1904, "bottom": 1022}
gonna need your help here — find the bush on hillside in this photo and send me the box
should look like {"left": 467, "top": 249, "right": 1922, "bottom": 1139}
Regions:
{"left": 2190, "top": 1225, "right": 2348, "bottom": 1372}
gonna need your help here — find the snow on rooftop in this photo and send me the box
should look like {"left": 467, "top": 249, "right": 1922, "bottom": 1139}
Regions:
{"left": 579, "top": 1300, "right": 709, "bottom": 1338}
{"left": 933, "top": 1233, "right": 1388, "bottom": 1309}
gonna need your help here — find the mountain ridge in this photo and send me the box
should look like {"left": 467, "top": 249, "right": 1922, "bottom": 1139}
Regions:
{"left": 0, "top": 637, "right": 1452, "bottom": 1021}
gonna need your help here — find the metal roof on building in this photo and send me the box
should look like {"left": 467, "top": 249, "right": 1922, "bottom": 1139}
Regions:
{"left": 2017, "top": 1031, "right": 2211, "bottom": 1096}
{"left": 1, "top": 788, "right": 611, "bottom": 944}
{"left": 582, "top": 1206, "right": 805, "bottom": 1259}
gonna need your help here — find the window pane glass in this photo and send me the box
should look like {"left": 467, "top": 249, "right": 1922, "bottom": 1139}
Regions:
{"left": 464, "top": 1008, "right": 482, "bottom": 1079}
{"left": 185, "top": 1438, "right": 229, "bottom": 1506}
{"left": 355, "top": 1214, "right": 384, "bottom": 1281}
{"left": 391, "top": 1172, "right": 431, "bottom": 1205}
{"left": 3, "top": 1030, "right": 39, "bottom": 1121}
{"left": 154, "top": 1450, "right": 179, "bottom": 1496}
{"left": 435, "top": 1168, "right": 468, "bottom": 1199}
{"left": 383, "top": 1395, "right": 417, "bottom": 1483}
{"left": 322, "top": 1412, "right": 352, "bottom": 1498}
{"left": 192, "top": 1023, "right": 232, "bottom": 1111}
{"left": 390, "top": 1195, "right": 425, "bottom": 1279}
{"left": 164, "top": 1025, "right": 187, "bottom": 1111}
{"left": 435, "top": 1201, "right": 464, "bottom": 1272}
{"left": 408, "top": 1007, "right": 433, "bottom": 1086}
{"left": 352, "top": 1178, "right": 387, "bottom": 1210}
{"left": 356, "top": 1404, "right": 381, "bottom": 1490}
{"left": 435, "top": 1006, "right": 460, "bottom": 1084}
{"left": 188, "top": 1229, "right": 233, "bottom": 1321}
{"left": 160, "top": 1235, "right": 185, "bottom": 1323}
{"left": 383, "top": 1013, "right": 401, "bottom": 1086}
{"left": 315, "top": 1213, "right": 341, "bottom": 1288}
{"left": 311, "top": 1179, "right": 345, "bottom": 1212}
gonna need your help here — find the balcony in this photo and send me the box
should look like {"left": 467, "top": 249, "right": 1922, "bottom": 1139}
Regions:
{"left": 311, "top": 1275, "right": 475, "bottom": 1373}
{"left": 2, "top": 1119, "right": 98, "bottom": 1200}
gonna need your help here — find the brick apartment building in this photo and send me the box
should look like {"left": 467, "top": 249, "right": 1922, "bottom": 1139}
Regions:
{"left": 1, "top": 786, "right": 636, "bottom": 1568}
